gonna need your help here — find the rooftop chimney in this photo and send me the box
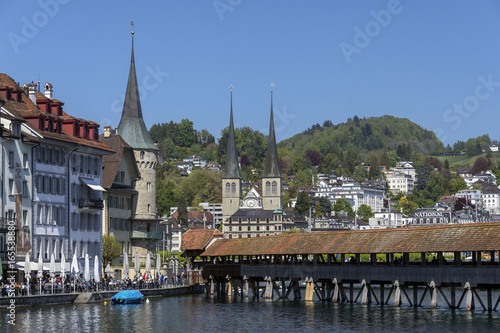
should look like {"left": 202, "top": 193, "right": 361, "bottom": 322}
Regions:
{"left": 104, "top": 125, "right": 112, "bottom": 138}
{"left": 44, "top": 82, "right": 53, "bottom": 99}
{"left": 25, "top": 82, "right": 37, "bottom": 104}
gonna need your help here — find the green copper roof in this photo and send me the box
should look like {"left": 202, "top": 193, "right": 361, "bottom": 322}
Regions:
{"left": 223, "top": 91, "right": 241, "bottom": 179}
{"left": 117, "top": 33, "right": 158, "bottom": 151}
{"left": 263, "top": 90, "right": 281, "bottom": 178}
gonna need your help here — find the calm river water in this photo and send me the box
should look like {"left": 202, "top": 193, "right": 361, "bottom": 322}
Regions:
{"left": 2, "top": 293, "right": 500, "bottom": 332}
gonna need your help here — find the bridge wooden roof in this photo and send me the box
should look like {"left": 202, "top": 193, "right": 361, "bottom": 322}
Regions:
{"left": 199, "top": 223, "right": 500, "bottom": 256}
{"left": 181, "top": 229, "right": 223, "bottom": 251}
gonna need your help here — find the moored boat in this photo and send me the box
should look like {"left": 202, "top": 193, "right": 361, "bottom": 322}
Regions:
{"left": 111, "top": 290, "right": 144, "bottom": 304}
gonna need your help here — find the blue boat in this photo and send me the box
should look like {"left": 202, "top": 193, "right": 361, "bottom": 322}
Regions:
{"left": 111, "top": 290, "right": 144, "bottom": 304}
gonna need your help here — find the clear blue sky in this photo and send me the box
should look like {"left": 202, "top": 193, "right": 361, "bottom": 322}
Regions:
{"left": 2, "top": 1, "right": 500, "bottom": 146}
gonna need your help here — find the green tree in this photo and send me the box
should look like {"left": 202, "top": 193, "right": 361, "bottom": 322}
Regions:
{"left": 357, "top": 204, "right": 374, "bottom": 221}
{"left": 422, "top": 170, "right": 448, "bottom": 202}
{"left": 398, "top": 197, "right": 418, "bottom": 215}
{"left": 294, "top": 191, "right": 310, "bottom": 216}
{"left": 333, "top": 198, "right": 354, "bottom": 219}
{"left": 310, "top": 197, "right": 333, "bottom": 216}
{"left": 314, "top": 202, "right": 322, "bottom": 219}
{"left": 450, "top": 178, "right": 467, "bottom": 194}
{"left": 102, "top": 235, "right": 122, "bottom": 271}
{"left": 176, "top": 118, "right": 196, "bottom": 147}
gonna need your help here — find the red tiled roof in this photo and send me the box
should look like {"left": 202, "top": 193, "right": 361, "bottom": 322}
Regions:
{"left": 200, "top": 222, "right": 500, "bottom": 257}
{"left": 0, "top": 73, "right": 114, "bottom": 153}
{"left": 100, "top": 132, "right": 137, "bottom": 188}
{"left": 181, "top": 229, "right": 223, "bottom": 251}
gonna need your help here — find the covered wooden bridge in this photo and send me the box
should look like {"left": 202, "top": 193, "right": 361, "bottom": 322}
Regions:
{"left": 182, "top": 223, "right": 500, "bottom": 311}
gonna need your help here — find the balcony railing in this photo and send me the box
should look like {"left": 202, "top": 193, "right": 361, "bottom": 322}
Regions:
{"left": 130, "top": 231, "right": 163, "bottom": 240}
{"left": 79, "top": 198, "right": 104, "bottom": 210}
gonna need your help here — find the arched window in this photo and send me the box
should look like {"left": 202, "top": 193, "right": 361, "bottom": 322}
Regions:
{"left": 272, "top": 181, "right": 277, "bottom": 194}
{"left": 140, "top": 151, "right": 145, "bottom": 160}
{"left": 265, "top": 181, "right": 271, "bottom": 194}
{"left": 225, "top": 182, "right": 230, "bottom": 194}
{"left": 231, "top": 182, "right": 236, "bottom": 194}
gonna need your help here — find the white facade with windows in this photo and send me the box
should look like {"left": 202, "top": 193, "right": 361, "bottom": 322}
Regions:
{"left": 1, "top": 106, "right": 40, "bottom": 261}
{"left": 312, "top": 181, "right": 385, "bottom": 213}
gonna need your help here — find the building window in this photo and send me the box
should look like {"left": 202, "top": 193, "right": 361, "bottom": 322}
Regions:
{"left": 9, "top": 179, "right": 14, "bottom": 195}
{"left": 265, "top": 181, "right": 271, "bottom": 194}
{"left": 8, "top": 151, "right": 14, "bottom": 167}
{"left": 22, "top": 181, "right": 28, "bottom": 197}
{"left": 272, "top": 181, "right": 277, "bottom": 194}
{"left": 147, "top": 182, "right": 151, "bottom": 191}
{"left": 23, "top": 153, "right": 29, "bottom": 169}
{"left": 247, "top": 226, "right": 250, "bottom": 231}
{"left": 225, "top": 182, "right": 230, "bottom": 194}
{"left": 231, "top": 182, "right": 236, "bottom": 194}
{"left": 140, "top": 151, "right": 145, "bottom": 160}
{"left": 80, "top": 155, "right": 84, "bottom": 173}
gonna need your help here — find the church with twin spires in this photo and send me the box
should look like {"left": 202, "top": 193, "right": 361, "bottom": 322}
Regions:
{"left": 221, "top": 89, "right": 294, "bottom": 239}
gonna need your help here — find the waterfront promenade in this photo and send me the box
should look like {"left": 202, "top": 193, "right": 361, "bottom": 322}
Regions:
{"left": 0, "top": 277, "right": 203, "bottom": 309}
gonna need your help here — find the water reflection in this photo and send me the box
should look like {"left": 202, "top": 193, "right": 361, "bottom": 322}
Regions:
{"left": 3, "top": 294, "right": 500, "bottom": 332}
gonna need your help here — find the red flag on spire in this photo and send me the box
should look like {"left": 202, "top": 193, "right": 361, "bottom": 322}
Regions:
{"left": 131, "top": 21, "right": 134, "bottom": 26}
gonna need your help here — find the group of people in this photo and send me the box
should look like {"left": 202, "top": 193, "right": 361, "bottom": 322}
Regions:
{"left": 0, "top": 270, "right": 189, "bottom": 297}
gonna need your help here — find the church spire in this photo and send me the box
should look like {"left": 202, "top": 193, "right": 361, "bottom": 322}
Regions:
{"left": 263, "top": 86, "right": 281, "bottom": 178}
{"left": 223, "top": 88, "right": 241, "bottom": 179}
{"left": 117, "top": 24, "right": 157, "bottom": 150}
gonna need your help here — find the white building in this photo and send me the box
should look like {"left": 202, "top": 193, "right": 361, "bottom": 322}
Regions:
{"left": 183, "top": 155, "right": 207, "bottom": 169}
{"left": 365, "top": 211, "right": 409, "bottom": 229}
{"left": 1, "top": 103, "right": 41, "bottom": 263}
{"left": 384, "top": 161, "right": 416, "bottom": 195}
{"left": 311, "top": 181, "right": 385, "bottom": 213}
{"left": 1, "top": 74, "right": 113, "bottom": 278}
{"left": 463, "top": 171, "right": 496, "bottom": 188}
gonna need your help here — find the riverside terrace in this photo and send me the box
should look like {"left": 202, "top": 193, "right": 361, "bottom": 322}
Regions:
{"left": 182, "top": 223, "right": 500, "bottom": 311}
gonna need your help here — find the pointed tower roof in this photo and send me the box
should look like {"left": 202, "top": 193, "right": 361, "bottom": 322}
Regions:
{"left": 117, "top": 28, "right": 158, "bottom": 151}
{"left": 263, "top": 89, "right": 281, "bottom": 178}
{"left": 223, "top": 90, "right": 241, "bottom": 179}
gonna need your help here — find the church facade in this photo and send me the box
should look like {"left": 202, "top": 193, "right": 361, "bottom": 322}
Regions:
{"left": 221, "top": 90, "right": 294, "bottom": 239}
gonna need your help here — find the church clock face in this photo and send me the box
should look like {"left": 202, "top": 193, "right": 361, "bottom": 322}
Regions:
{"left": 248, "top": 200, "right": 255, "bottom": 207}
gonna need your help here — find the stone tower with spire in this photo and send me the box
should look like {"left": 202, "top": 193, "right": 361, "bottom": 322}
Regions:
{"left": 116, "top": 27, "right": 160, "bottom": 256}
{"left": 221, "top": 90, "right": 242, "bottom": 225}
{"left": 262, "top": 89, "right": 282, "bottom": 210}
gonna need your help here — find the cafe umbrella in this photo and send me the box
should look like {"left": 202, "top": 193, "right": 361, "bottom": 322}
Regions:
{"left": 123, "top": 252, "right": 130, "bottom": 281}
{"left": 134, "top": 252, "right": 140, "bottom": 279}
{"left": 156, "top": 252, "right": 161, "bottom": 280}
{"left": 24, "top": 253, "right": 31, "bottom": 296}
{"left": 61, "top": 252, "right": 66, "bottom": 293}
{"left": 37, "top": 251, "right": 44, "bottom": 295}
{"left": 50, "top": 253, "right": 56, "bottom": 294}
{"left": 94, "top": 255, "right": 100, "bottom": 291}
{"left": 71, "top": 253, "right": 79, "bottom": 293}
{"left": 145, "top": 252, "right": 151, "bottom": 287}
{"left": 84, "top": 253, "right": 90, "bottom": 283}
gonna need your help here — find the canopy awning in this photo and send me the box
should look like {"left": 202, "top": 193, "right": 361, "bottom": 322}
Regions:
{"left": 80, "top": 177, "right": 106, "bottom": 191}
{"left": 15, "top": 261, "right": 70, "bottom": 272}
